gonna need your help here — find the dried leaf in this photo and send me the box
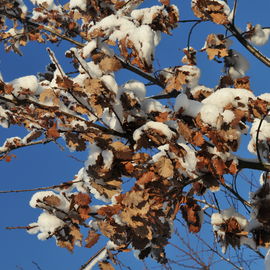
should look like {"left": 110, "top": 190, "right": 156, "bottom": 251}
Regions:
{"left": 137, "top": 171, "right": 156, "bottom": 185}
{"left": 43, "top": 195, "right": 61, "bottom": 207}
{"left": 99, "top": 57, "right": 122, "bottom": 72}
{"left": 47, "top": 122, "right": 60, "bottom": 139}
{"left": 154, "top": 156, "right": 174, "bottom": 178}
{"left": 99, "top": 261, "right": 115, "bottom": 270}
{"left": 74, "top": 193, "right": 91, "bottom": 206}
{"left": 85, "top": 230, "right": 100, "bottom": 248}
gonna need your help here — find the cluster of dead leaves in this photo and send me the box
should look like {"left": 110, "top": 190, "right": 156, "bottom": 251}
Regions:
{"left": 159, "top": 65, "right": 200, "bottom": 93}
{"left": 214, "top": 217, "right": 248, "bottom": 252}
{"left": 181, "top": 198, "right": 202, "bottom": 233}
{"left": 96, "top": 173, "right": 185, "bottom": 263}
{"left": 192, "top": 0, "right": 230, "bottom": 25}
{"left": 135, "top": 5, "right": 179, "bottom": 34}
{"left": 201, "top": 34, "right": 229, "bottom": 60}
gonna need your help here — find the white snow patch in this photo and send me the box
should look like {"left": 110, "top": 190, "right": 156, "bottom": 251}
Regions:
{"left": 133, "top": 121, "right": 174, "bottom": 142}
{"left": 248, "top": 24, "right": 270, "bottom": 46}
{"left": 102, "top": 150, "right": 114, "bottom": 169}
{"left": 70, "top": 0, "right": 87, "bottom": 11}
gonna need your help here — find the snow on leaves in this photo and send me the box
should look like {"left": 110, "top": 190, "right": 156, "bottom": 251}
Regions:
{"left": 2, "top": 0, "right": 270, "bottom": 268}
{"left": 192, "top": 0, "right": 231, "bottom": 25}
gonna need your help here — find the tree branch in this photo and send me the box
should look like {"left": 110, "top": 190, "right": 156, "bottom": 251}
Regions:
{"left": 0, "top": 180, "right": 82, "bottom": 194}
{"left": 226, "top": 23, "right": 270, "bottom": 67}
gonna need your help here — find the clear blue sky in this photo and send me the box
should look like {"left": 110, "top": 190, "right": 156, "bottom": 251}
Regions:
{"left": 1, "top": 0, "right": 270, "bottom": 269}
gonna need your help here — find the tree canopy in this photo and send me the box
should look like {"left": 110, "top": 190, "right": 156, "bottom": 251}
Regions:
{"left": 1, "top": 0, "right": 270, "bottom": 269}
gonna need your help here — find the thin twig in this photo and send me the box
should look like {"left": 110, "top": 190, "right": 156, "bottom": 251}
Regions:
{"left": 0, "top": 180, "right": 82, "bottom": 194}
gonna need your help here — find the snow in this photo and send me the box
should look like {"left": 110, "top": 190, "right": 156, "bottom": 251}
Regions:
{"left": 70, "top": 0, "right": 87, "bottom": 11}
{"left": 142, "top": 99, "right": 167, "bottom": 113}
{"left": 248, "top": 118, "right": 270, "bottom": 155}
{"left": 121, "top": 80, "right": 146, "bottom": 100}
{"left": 30, "top": 0, "right": 59, "bottom": 10}
{"left": 248, "top": 24, "right": 270, "bottom": 46}
{"left": 85, "top": 144, "right": 102, "bottom": 167}
{"left": 258, "top": 93, "right": 270, "bottom": 103}
{"left": 221, "top": 110, "right": 235, "bottom": 124}
{"left": 202, "top": 88, "right": 255, "bottom": 109}
{"left": 84, "top": 249, "right": 107, "bottom": 270}
{"left": 177, "top": 143, "right": 197, "bottom": 173}
{"left": 89, "top": 14, "right": 161, "bottom": 66}
{"left": 200, "top": 104, "right": 222, "bottom": 127}
{"left": 0, "top": 107, "right": 9, "bottom": 128}
{"left": 102, "top": 107, "right": 124, "bottom": 133}
{"left": 133, "top": 121, "right": 175, "bottom": 142}
{"left": 16, "top": 0, "right": 28, "bottom": 13}
{"left": 29, "top": 191, "right": 69, "bottom": 211}
{"left": 10, "top": 75, "right": 39, "bottom": 97}
{"left": 226, "top": 50, "right": 249, "bottom": 79}
{"left": 82, "top": 39, "right": 97, "bottom": 58}
{"left": 266, "top": 248, "right": 270, "bottom": 270}
{"left": 174, "top": 93, "right": 202, "bottom": 117}
{"left": 31, "top": 212, "right": 64, "bottom": 240}
{"left": 102, "top": 150, "right": 114, "bottom": 169}
{"left": 101, "top": 75, "right": 119, "bottom": 94}
{"left": 211, "top": 207, "right": 248, "bottom": 229}
{"left": 190, "top": 85, "right": 213, "bottom": 98}
{"left": 191, "top": 0, "right": 230, "bottom": 17}
{"left": 175, "top": 91, "right": 247, "bottom": 128}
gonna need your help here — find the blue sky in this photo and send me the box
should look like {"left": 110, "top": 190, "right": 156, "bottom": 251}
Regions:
{"left": 1, "top": 0, "right": 270, "bottom": 269}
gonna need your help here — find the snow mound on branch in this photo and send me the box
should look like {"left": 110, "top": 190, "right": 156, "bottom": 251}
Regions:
{"left": 211, "top": 207, "right": 248, "bottom": 229}
{"left": 175, "top": 88, "right": 253, "bottom": 128}
{"left": 120, "top": 80, "right": 146, "bottom": 100}
{"left": 10, "top": 75, "right": 39, "bottom": 97}
{"left": 248, "top": 24, "right": 270, "bottom": 46}
{"left": 133, "top": 121, "right": 175, "bottom": 142}
{"left": 248, "top": 118, "right": 270, "bottom": 155}
{"left": 70, "top": 0, "right": 87, "bottom": 11}
{"left": 89, "top": 14, "right": 161, "bottom": 66}
{"left": 202, "top": 87, "right": 254, "bottom": 109}
{"left": 142, "top": 99, "right": 168, "bottom": 113}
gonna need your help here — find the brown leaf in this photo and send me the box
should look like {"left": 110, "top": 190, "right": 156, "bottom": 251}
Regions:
{"left": 99, "top": 57, "right": 122, "bottom": 72}
{"left": 4, "top": 154, "right": 16, "bottom": 162}
{"left": 193, "top": 132, "right": 205, "bottom": 146}
{"left": 70, "top": 226, "right": 83, "bottom": 243}
{"left": 155, "top": 112, "right": 169, "bottom": 122}
{"left": 192, "top": 0, "right": 230, "bottom": 25}
{"left": 110, "top": 141, "right": 133, "bottom": 160}
{"left": 85, "top": 230, "right": 100, "bottom": 248}
{"left": 47, "top": 122, "right": 60, "bottom": 139}
{"left": 234, "top": 76, "right": 251, "bottom": 90}
{"left": 203, "top": 34, "right": 228, "bottom": 60}
{"left": 99, "top": 261, "right": 115, "bottom": 270}
{"left": 181, "top": 199, "right": 202, "bottom": 233}
{"left": 137, "top": 171, "right": 156, "bottom": 185}
{"left": 74, "top": 193, "right": 91, "bottom": 206}
{"left": 98, "top": 221, "right": 116, "bottom": 238}
{"left": 39, "top": 89, "right": 59, "bottom": 106}
{"left": 78, "top": 206, "right": 91, "bottom": 220}
{"left": 4, "top": 84, "right": 14, "bottom": 94}
{"left": 43, "top": 195, "right": 61, "bottom": 207}
{"left": 154, "top": 156, "right": 174, "bottom": 178}
{"left": 212, "top": 157, "right": 227, "bottom": 176}
{"left": 160, "top": 0, "right": 170, "bottom": 5}
{"left": 98, "top": 205, "right": 122, "bottom": 217}
{"left": 58, "top": 240, "right": 74, "bottom": 252}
